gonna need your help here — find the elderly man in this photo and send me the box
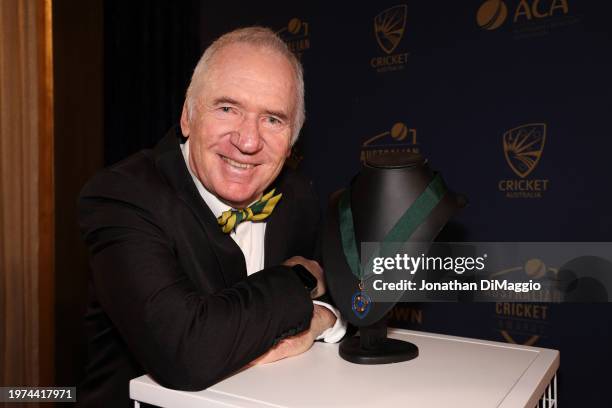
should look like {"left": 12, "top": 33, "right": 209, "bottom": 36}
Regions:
{"left": 78, "top": 27, "right": 345, "bottom": 407}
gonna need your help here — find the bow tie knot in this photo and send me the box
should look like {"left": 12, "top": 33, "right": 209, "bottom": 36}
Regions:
{"left": 217, "top": 189, "right": 282, "bottom": 233}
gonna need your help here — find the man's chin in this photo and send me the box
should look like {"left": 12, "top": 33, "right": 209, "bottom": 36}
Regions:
{"left": 218, "top": 190, "right": 258, "bottom": 209}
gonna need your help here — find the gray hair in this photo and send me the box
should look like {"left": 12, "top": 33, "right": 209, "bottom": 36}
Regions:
{"left": 185, "top": 26, "right": 305, "bottom": 145}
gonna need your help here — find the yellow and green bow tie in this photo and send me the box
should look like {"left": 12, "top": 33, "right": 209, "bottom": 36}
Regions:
{"left": 217, "top": 189, "right": 282, "bottom": 233}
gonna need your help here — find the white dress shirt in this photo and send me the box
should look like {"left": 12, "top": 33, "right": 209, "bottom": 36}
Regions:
{"left": 181, "top": 139, "right": 346, "bottom": 343}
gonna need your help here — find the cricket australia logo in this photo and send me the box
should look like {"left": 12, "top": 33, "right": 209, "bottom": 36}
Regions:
{"left": 370, "top": 5, "right": 410, "bottom": 72}
{"left": 503, "top": 123, "right": 546, "bottom": 178}
{"left": 498, "top": 122, "right": 549, "bottom": 199}
{"left": 374, "top": 5, "right": 407, "bottom": 54}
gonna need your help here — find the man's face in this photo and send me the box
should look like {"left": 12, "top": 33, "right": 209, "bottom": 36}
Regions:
{"left": 181, "top": 43, "right": 296, "bottom": 209}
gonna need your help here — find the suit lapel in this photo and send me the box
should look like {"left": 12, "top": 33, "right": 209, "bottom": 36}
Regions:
{"left": 264, "top": 176, "right": 292, "bottom": 268}
{"left": 153, "top": 127, "right": 247, "bottom": 287}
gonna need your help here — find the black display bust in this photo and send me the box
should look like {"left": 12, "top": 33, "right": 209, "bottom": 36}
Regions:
{"left": 323, "top": 151, "right": 464, "bottom": 364}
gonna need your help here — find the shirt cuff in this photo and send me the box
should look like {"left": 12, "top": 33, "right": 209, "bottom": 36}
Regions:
{"left": 313, "top": 300, "right": 347, "bottom": 343}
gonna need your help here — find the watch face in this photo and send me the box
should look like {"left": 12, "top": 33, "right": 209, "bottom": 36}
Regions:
{"left": 293, "top": 264, "right": 317, "bottom": 291}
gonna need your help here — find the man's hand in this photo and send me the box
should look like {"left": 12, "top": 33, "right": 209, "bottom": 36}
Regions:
{"left": 283, "top": 256, "right": 326, "bottom": 298}
{"left": 251, "top": 305, "right": 336, "bottom": 365}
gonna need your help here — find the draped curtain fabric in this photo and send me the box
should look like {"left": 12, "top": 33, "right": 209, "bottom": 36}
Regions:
{"left": 104, "top": 0, "right": 202, "bottom": 165}
{"left": 0, "top": 0, "right": 54, "bottom": 392}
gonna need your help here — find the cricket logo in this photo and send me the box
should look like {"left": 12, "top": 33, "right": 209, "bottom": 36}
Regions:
{"left": 276, "top": 18, "right": 310, "bottom": 57}
{"left": 503, "top": 123, "right": 546, "bottom": 178}
{"left": 374, "top": 5, "right": 407, "bottom": 54}
{"left": 360, "top": 122, "right": 418, "bottom": 164}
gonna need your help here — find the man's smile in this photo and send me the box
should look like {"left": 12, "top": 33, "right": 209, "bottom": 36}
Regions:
{"left": 220, "top": 154, "right": 259, "bottom": 170}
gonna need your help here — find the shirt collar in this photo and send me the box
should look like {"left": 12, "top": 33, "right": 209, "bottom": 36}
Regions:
{"left": 180, "top": 138, "right": 231, "bottom": 218}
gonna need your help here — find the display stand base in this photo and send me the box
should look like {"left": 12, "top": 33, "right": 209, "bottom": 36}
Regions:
{"left": 339, "top": 321, "right": 419, "bottom": 364}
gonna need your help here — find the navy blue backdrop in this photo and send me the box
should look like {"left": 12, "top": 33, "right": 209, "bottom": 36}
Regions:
{"left": 105, "top": 1, "right": 612, "bottom": 405}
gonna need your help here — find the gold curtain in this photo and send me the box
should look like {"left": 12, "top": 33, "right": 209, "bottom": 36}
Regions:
{"left": 0, "top": 0, "right": 54, "bottom": 392}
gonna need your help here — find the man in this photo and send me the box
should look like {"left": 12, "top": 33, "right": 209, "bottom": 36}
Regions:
{"left": 78, "top": 27, "right": 345, "bottom": 407}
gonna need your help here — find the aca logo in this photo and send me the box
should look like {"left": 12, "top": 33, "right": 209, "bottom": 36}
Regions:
{"left": 360, "top": 122, "right": 418, "bottom": 163}
{"left": 476, "top": 0, "right": 508, "bottom": 30}
{"left": 498, "top": 123, "right": 550, "bottom": 198}
{"left": 276, "top": 18, "right": 310, "bottom": 58}
{"left": 370, "top": 5, "right": 410, "bottom": 73}
{"left": 476, "top": 0, "right": 576, "bottom": 39}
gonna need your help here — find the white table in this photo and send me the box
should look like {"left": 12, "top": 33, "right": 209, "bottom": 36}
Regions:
{"left": 130, "top": 328, "right": 559, "bottom": 408}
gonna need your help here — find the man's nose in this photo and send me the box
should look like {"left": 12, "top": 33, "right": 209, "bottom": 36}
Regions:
{"left": 230, "top": 115, "right": 263, "bottom": 154}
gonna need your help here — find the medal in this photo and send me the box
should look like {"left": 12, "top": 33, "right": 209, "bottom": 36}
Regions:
{"left": 351, "top": 281, "right": 371, "bottom": 319}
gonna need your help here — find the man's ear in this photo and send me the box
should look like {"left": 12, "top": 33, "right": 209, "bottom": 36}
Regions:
{"left": 285, "top": 133, "right": 294, "bottom": 158}
{"left": 180, "top": 102, "right": 190, "bottom": 137}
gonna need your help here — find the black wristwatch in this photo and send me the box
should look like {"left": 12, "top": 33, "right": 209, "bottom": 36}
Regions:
{"left": 290, "top": 264, "right": 318, "bottom": 294}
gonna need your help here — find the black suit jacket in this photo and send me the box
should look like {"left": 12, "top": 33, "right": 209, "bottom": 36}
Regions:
{"left": 77, "top": 127, "right": 319, "bottom": 407}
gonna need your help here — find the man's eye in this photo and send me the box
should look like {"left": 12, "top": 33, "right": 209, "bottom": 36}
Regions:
{"left": 266, "top": 117, "right": 281, "bottom": 125}
{"left": 218, "top": 106, "right": 238, "bottom": 114}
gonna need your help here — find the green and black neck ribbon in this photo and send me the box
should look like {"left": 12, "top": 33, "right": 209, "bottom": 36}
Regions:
{"left": 338, "top": 172, "right": 448, "bottom": 284}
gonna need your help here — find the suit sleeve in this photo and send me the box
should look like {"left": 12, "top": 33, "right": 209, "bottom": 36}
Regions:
{"left": 78, "top": 170, "right": 313, "bottom": 391}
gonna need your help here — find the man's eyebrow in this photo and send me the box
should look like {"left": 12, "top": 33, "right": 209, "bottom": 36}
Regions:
{"left": 212, "top": 97, "right": 243, "bottom": 107}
